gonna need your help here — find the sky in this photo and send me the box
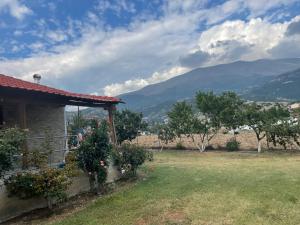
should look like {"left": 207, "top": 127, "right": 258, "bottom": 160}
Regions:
{"left": 1, "top": 0, "right": 300, "bottom": 97}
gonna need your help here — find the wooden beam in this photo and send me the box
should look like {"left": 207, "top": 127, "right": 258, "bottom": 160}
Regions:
{"left": 107, "top": 105, "right": 117, "bottom": 146}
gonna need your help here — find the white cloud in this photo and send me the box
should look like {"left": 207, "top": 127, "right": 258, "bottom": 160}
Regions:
{"left": 0, "top": 0, "right": 299, "bottom": 97}
{"left": 103, "top": 66, "right": 188, "bottom": 96}
{"left": 196, "top": 18, "right": 288, "bottom": 64}
{"left": 0, "top": 0, "right": 32, "bottom": 20}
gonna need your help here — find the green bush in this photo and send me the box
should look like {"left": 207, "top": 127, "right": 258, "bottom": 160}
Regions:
{"left": 226, "top": 138, "right": 240, "bottom": 151}
{"left": 175, "top": 142, "right": 185, "bottom": 150}
{"left": 0, "top": 128, "right": 26, "bottom": 176}
{"left": 5, "top": 168, "right": 72, "bottom": 209}
{"left": 113, "top": 144, "right": 149, "bottom": 177}
{"left": 5, "top": 172, "right": 38, "bottom": 199}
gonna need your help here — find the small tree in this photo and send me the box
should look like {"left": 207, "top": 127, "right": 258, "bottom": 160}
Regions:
{"left": 219, "top": 92, "right": 244, "bottom": 136}
{"left": 194, "top": 92, "right": 224, "bottom": 151}
{"left": 266, "top": 119, "right": 300, "bottom": 150}
{"left": 167, "top": 101, "right": 194, "bottom": 145}
{"left": 242, "top": 103, "right": 290, "bottom": 152}
{"left": 76, "top": 120, "right": 111, "bottom": 193}
{"left": 114, "top": 110, "right": 147, "bottom": 145}
{"left": 190, "top": 116, "right": 217, "bottom": 152}
{"left": 157, "top": 123, "right": 175, "bottom": 151}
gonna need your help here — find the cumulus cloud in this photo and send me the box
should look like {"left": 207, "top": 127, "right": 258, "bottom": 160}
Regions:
{"left": 195, "top": 18, "right": 287, "bottom": 64}
{"left": 286, "top": 17, "right": 300, "bottom": 36}
{"left": 0, "top": 0, "right": 300, "bottom": 97}
{"left": 0, "top": 0, "right": 32, "bottom": 20}
{"left": 103, "top": 67, "right": 188, "bottom": 96}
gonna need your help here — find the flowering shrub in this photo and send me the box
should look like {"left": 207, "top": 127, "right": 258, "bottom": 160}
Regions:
{"left": 5, "top": 168, "right": 72, "bottom": 209}
{"left": 76, "top": 120, "right": 111, "bottom": 193}
{"left": 113, "top": 144, "right": 150, "bottom": 177}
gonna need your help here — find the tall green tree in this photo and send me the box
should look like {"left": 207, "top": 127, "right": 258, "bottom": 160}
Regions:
{"left": 114, "top": 110, "right": 147, "bottom": 145}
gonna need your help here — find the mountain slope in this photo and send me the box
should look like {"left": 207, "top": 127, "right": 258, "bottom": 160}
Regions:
{"left": 245, "top": 68, "right": 300, "bottom": 101}
{"left": 119, "top": 58, "right": 300, "bottom": 112}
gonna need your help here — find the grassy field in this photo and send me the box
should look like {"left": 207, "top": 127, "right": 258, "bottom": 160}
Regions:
{"left": 51, "top": 151, "right": 300, "bottom": 225}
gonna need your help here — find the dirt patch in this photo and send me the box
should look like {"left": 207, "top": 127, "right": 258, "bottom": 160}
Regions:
{"left": 163, "top": 210, "right": 191, "bottom": 225}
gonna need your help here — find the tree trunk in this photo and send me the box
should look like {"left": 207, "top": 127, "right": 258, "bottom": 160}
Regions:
{"left": 89, "top": 174, "right": 96, "bottom": 193}
{"left": 257, "top": 139, "right": 262, "bottom": 153}
{"left": 47, "top": 198, "right": 53, "bottom": 210}
{"left": 160, "top": 144, "right": 164, "bottom": 152}
{"left": 200, "top": 143, "right": 206, "bottom": 152}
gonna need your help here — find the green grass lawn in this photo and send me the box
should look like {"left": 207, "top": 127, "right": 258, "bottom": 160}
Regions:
{"left": 51, "top": 151, "right": 300, "bottom": 225}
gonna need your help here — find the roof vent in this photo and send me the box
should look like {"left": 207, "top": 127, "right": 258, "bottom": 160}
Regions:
{"left": 33, "top": 74, "right": 41, "bottom": 84}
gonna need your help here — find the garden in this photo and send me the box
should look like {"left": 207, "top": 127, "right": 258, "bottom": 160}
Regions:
{"left": 5, "top": 150, "right": 300, "bottom": 225}
{"left": 2, "top": 91, "right": 300, "bottom": 224}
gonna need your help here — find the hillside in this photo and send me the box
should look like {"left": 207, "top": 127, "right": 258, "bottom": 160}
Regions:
{"left": 72, "top": 58, "right": 300, "bottom": 121}
{"left": 119, "top": 58, "right": 300, "bottom": 111}
{"left": 245, "top": 68, "right": 300, "bottom": 101}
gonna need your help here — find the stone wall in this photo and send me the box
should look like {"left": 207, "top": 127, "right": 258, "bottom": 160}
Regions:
{"left": 26, "top": 104, "right": 66, "bottom": 164}
{"left": 134, "top": 131, "right": 300, "bottom": 151}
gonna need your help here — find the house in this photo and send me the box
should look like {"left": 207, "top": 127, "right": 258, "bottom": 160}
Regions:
{"left": 0, "top": 74, "right": 122, "bottom": 222}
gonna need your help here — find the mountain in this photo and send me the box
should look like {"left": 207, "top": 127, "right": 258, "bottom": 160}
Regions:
{"left": 245, "top": 68, "right": 300, "bottom": 101}
{"left": 118, "top": 58, "right": 300, "bottom": 119}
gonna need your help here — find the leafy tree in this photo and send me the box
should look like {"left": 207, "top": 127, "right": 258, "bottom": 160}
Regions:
{"left": 167, "top": 101, "right": 194, "bottom": 142}
{"left": 157, "top": 123, "right": 175, "bottom": 151}
{"left": 266, "top": 118, "right": 300, "bottom": 150}
{"left": 194, "top": 91, "right": 225, "bottom": 151}
{"left": 219, "top": 92, "right": 244, "bottom": 134}
{"left": 190, "top": 115, "right": 217, "bottom": 151}
{"left": 114, "top": 110, "right": 147, "bottom": 145}
{"left": 242, "top": 103, "right": 290, "bottom": 152}
{"left": 76, "top": 120, "right": 111, "bottom": 193}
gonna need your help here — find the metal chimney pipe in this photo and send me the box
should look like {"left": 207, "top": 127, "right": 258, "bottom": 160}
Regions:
{"left": 33, "top": 74, "right": 41, "bottom": 84}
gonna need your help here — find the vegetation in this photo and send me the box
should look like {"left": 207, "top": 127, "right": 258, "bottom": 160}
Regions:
{"left": 114, "top": 109, "right": 148, "bottom": 145}
{"left": 0, "top": 128, "right": 26, "bottom": 176}
{"left": 158, "top": 91, "right": 299, "bottom": 153}
{"left": 5, "top": 168, "right": 72, "bottom": 209}
{"left": 51, "top": 151, "right": 300, "bottom": 225}
{"left": 242, "top": 103, "right": 290, "bottom": 152}
{"left": 113, "top": 144, "right": 150, "bottom": 177}
{"left": 76, "top": 120, "right": 112, "bottom": 193}
{"left": 226, "top": 138, "right": 240, "bottom": 151}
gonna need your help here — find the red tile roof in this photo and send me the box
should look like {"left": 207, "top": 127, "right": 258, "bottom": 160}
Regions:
{"left": 0, "top": 74, "right": 121, "bottom": 104}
